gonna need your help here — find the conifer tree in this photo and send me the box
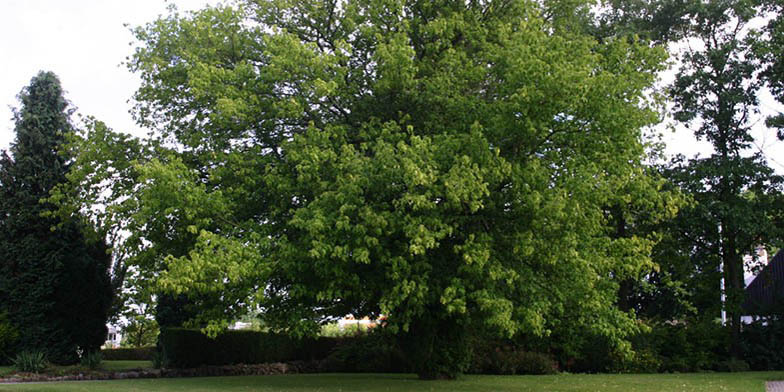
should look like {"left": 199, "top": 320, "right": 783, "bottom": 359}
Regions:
{"left": 0, "top": 72, "right": 112, "bottom": 364}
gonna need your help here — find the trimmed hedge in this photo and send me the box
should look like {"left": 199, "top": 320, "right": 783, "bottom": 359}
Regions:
{"left": 158, "top": 328, "right": 339, "bottom": 368}
{"left": 101, "top": 346, "right": 156, "bottom": 361}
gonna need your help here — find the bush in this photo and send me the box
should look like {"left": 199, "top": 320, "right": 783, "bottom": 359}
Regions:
{"left": 741, "top": 318, "right": 784, "bottom": 370}
{"left": 151, "top": 350, "right": 169, "bottom": 369}
{"left": 469, "top": 344, "right": 557, "bottom": 375}
{"left": 0, "top": 313, "right": 19, "bottom": 365}
{"left": 101, "top": 346, "right": 155, "bottom": 361}
{"left": 322, "top": 331, "right": 408, "bottom": 373}
{"left": 12, "top": 350, "right": 48, "bottom": 373}
{"left": 320, "top": 322, "right": 371, "bottom": 338}
{"left": 619, "top": 348, "right": 662, "bottom": 373}
{"left": 159, "top": 328, "right": 318, "bottom": 368}
{"left": 716, "top": 358, "right": 750, "bottom": 372}
{"left": 157, "top": 327, "right": 410, "bottom": 372}
{"left": 80, "top": 351, "right": 102, "bottom": 369}
{"left": 629, "top": 321, "right": 727, "bottom": 373}
{"left": 398, "top": 317, "right": 473, "bottom": 379}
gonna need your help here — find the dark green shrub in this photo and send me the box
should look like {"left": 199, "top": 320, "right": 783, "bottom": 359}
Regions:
{"left": 399, "top": 317, "right": 473, "bottom": 379}
{"left": 151, "top": 350, "right": 169, "bottom": 369}
{"left": 619, "top": 348, "right": 662, "bottom": 373}
{"left": 560, "top": 334, "right": 623, "bottom": 373}
{"left": 159, "top": 328, "right": 316, "bottom": 368}
{"left": 716, "top": 358, "right": 750, "bottom": 372}
{"left": 296, "top": 336, "right": 340, "bottom": 361}
{"left": 741, "top": 319, "right": 784, "bottom": 370}
{"left": 631, "top": 321, "right": 727, "bottom": 373}
{"left": 323, "top": 331, "right": 408, "bottom": 373}
{"left": 12, "top": 350, "right": 48, "bottom": 373}
{"left": 0, "top": 313, "right": 19, "bottom": 365}
{"left": 101, "top": 346, "right": 155, "bottom": 361}
{"left": 469, "top": 344, "right": 557, "bottom": 375}
{"left": 80, "top": 351, "right": 102, "bottom": 370}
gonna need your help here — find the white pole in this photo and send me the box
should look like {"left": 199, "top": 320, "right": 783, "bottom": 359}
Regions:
{"left": 719, "top": 223, "right": 726, "bottom": 326}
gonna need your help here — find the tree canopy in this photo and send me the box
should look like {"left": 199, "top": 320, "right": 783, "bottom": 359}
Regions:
{"left": 55, "top": 0, "right": 696, "bottom": 378}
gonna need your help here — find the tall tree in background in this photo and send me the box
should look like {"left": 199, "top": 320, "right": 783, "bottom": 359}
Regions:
{"left": 759, "top": 0, "right": 784, "bottom": 141}
{"left": 0, "top": 72, "right": 112, "bottom": 364}
{"left": 667, "top": 0, "right": 784, "bottom": 357}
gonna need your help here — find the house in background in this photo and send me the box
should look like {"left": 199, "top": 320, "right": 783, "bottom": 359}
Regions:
{"left": 104, "top": 325, "right": 123, "bottom": 348}
{"left": 743, "top": 249, "right": 784, "bottom": 318}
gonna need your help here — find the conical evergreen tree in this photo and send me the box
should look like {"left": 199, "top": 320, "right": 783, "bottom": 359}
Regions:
{"left": 0, "top": 71, "right": 112, "bottom": 364}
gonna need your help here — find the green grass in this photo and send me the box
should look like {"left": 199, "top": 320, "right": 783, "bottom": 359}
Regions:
{"left": 0, "top": 372, "right": 782, "bottom": 392}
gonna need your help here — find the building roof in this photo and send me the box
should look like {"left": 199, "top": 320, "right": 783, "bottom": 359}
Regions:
{"left": 743, "top": 249, "right": 784, "bottom": 315}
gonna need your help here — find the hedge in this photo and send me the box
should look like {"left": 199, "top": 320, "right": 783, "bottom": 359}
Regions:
{"left": 101, "top": 346, "right": 156, "bottom": 361}
{"left": 158, "top": 328, "right": 339, "bottom": 368}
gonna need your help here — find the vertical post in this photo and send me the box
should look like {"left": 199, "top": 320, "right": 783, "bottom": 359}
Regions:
{"left": 719, "top": 223, "right": 726, "bottom": 326}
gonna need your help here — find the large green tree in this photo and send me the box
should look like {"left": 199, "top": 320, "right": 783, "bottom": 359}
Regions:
{"left": 0, "top": 72, "right": 113, "bottom": 364}
{"left": 759, "top": 0, "right": 784, "bottom": 140}
{"left": 63, "top": 0, "right": 676, "bottom": 378}
{"left": 663, "top": 0, "right": 784, "bottom": 357}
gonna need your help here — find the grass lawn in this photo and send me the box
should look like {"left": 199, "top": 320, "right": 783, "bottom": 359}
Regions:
{"left": 0, "top": 372, "right": 783, "bottom": 392}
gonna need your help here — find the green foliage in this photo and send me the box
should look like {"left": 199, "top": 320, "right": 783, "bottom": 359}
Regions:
{"left": 630, "top": 321, "right": 729, "bottom": 373}
{"left": 469, "top": 346, "right": 557, "bottom": 375}
{"left": 65, "top": 0, "right": 677, "bottom": 378}
{"left": 319, "top": 323, "right": 370, "bottom": 338}
{"left": 617, "top": 348, "right": 662, "bottom": 374}
{"left": 0, "top": 72, "right": 113, "bottom": 364}
{"left": 80, "top": 351, "right": 102, "bottom": 370}
{"left": 758, "top": 2, "right": 784, "bottom": 141}
{"left": 120, "top": 317, "right": 159, "bottom": 348}
{"left": 151, "top": 350, "right": 169, "bottom": 369}
{"left": 0, "top": 313, "right": 19, "bottom": 365}
{"left": 399, "top": 316, "right": 474, "bottom": 379}
{"left": 662, "top": 0, "right": 784, "bottom": 356}
{"left": 716, "top": 359, "right": 751, "bottom": 373}
{"left": 100, "top": 347, "right": 155, "bottom": 361}
{"left": 12, "top": 350, "right": 48, "bottom": 373}
{"left": 159, "top": 328, "right": 303, "bottom": 368}
{"left": 322, "top": 331, "right": 408, "bottom": 373}
{"left": 741, "top": 319, "right": 784, "bottom": 370}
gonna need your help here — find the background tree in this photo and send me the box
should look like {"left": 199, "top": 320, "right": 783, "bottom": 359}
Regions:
{"left": 665, "top": 0, "right": 784, "bottom": 357}
{"left": 0, "top": 72, "right": 112, "bottom": 364}
{"left": 118, "top": 275, "right": 159, "bottom": 348}
{"left": 759, "top": 0, "right": 784, "bottom": 140}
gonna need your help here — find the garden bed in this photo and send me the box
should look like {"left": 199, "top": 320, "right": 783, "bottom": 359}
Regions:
{"left": 0, "top": 360, "right": 322, "bottom": 384}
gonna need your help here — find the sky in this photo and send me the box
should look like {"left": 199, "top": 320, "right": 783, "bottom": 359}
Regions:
{"left": 0, "top": 0, "right": 216, "bottom": 150}
{"left": 0, "top": 0, "right": 783, "bottom": 174}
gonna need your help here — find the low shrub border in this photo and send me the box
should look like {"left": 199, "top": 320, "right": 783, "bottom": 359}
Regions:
{"left": 0, "top": 360, "right": 323, "bottom": 384}
{"left": 159, "top": 328, "right": 339, "bottom": 368}
{"left": 101, "top": 346, "right": 155, "bottom": 361}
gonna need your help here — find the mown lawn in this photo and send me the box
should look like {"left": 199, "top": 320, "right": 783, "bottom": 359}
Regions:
{"left": 0, "top": 372, "right": 783, "bottom": 392}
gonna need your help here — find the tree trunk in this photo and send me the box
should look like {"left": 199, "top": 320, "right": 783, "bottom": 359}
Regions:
{"left": 723, "top": 234, "right": 744, "bottom": 359}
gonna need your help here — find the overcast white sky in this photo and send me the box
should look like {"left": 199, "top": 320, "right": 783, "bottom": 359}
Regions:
{"left": 0, "top": 0, "right": 215, "bottom": 150}
{"left": 1, "top": 0, "right": 782, "bottom": 173}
